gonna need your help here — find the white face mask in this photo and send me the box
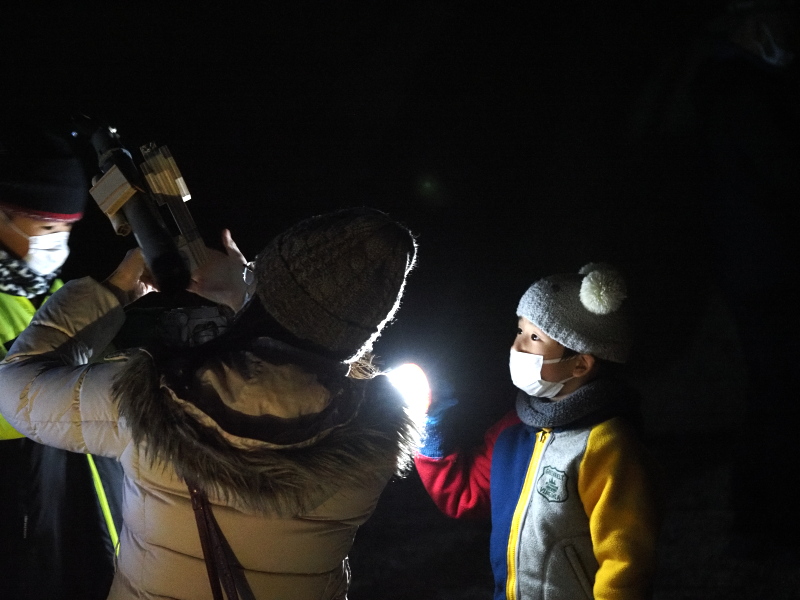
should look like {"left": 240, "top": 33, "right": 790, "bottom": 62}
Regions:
{"left": 1, "top": 209, "right": 71, "bottom": 275}
{"left": 23, "top": 231, "right": 71, "bottom": 275}
{"left": 509, "top": 349, "right": 574, "bottom": 399}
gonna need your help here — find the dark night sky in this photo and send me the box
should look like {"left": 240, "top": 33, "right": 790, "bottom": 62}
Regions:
{"left": 3, "top": 1, "right": 726, "bottom": 427}
{"left": 6, "top": 4, "right": 800, "bottom": 597}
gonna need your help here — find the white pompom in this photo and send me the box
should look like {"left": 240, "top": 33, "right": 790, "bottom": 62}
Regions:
{"left": 579, "top": 266, "right": 626, "bottom": 315}
{"left": 579, "top": 263, "right": 603, "bottom": 276}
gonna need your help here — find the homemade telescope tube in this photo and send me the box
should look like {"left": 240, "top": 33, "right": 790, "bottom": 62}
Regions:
{"left": 73, "top": 115, "right": 190, "bottom": 295}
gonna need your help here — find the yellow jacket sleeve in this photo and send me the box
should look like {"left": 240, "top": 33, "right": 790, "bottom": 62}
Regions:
{"left": 578, "top": 417, "right": 662, "bottom": 600}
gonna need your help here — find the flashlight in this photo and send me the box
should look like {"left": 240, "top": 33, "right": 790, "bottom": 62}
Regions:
{"left": 386, "top": 363, "right": 431, "bottom": 417}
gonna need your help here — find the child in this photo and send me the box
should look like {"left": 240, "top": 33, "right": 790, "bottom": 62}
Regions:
{"left": 415, "top": 263, "right": 661, "bottom": 600}
{"left": 0, "top": 121, "right": 122, "bottom": 600}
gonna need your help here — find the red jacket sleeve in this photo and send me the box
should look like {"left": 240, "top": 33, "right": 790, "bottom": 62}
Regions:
{"left": 414, "top": 410, "right": 520, "bottom": 520}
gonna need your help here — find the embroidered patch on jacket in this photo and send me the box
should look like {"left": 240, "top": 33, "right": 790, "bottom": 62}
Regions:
{"left": 536, "top": 465, "right": 568, "bottom": 502}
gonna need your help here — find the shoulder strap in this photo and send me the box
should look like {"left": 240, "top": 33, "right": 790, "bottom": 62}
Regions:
{"left": 187, "top": 480, "right": 256, "bottom": 600}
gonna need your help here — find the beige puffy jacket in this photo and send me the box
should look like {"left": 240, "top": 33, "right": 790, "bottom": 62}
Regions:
{"left": 0, "top": 277, "right": 414, "bottom": 600}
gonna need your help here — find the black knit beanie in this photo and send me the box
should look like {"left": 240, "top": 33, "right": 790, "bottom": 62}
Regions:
{"left": 0, "top": 123, "right": 87, "bottom": 222}
{"left": 255, "top": 208, "right": 417, "bottom": 362}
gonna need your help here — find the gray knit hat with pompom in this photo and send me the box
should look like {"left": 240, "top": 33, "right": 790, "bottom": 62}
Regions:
{"left": 255, "top": 208, "right": 417, "bottom": 362}
{"left": 516, "top": 263, "right": 632, "bottom": 363}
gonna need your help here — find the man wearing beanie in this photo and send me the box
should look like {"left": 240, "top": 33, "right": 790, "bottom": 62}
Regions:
{"left": 0, "top": 207, "right": 419, "bottom": 599}
{"left": 0, "top": 122, "right": 122, "bottom": 600}
{"left": 415, "top": 264, "right": 661, "bottom": 600}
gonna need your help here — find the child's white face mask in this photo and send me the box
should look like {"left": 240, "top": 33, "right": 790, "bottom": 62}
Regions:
{"left": 24, "top": 231, "right": 71, "bottom": 275}
{"left": 1, "top": 209, "right": 71, "bottom": 275}
{"left": 509, "top": 349, "right": 574, "bottom": 399}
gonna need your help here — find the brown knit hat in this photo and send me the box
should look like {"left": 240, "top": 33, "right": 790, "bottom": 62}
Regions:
{"left": 255, "top": 208, "right": 417, "bottom": 361}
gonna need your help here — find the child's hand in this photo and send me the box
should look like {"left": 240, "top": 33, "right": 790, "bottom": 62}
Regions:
{"left": 187, "top": 229, "right": 250, "bottom": 311}
{"left": 418, "top": 375, "right": 460, "bottom": 459}
{"left": 426, "top": 378, "right": 459, "bottom": 423}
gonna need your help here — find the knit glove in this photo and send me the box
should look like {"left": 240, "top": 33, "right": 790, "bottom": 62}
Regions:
{"left": 418, "top": 378, "right": 459, "bottom": 459}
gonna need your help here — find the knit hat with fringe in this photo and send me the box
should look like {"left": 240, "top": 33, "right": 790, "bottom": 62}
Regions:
{"left": 254, "top": 208, "right": 417, "bottom": 362}
{"left": 516, "top": 263, "right": 632, "bottom": 363}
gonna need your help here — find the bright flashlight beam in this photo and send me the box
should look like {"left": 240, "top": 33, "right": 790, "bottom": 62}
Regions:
{"left": 386, "top": 363, "right": 431, "bottom": 415}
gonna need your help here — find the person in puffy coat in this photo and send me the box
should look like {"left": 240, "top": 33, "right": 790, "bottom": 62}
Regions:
{"left": 0, "top": 207, "right": 419, "bottom": 600}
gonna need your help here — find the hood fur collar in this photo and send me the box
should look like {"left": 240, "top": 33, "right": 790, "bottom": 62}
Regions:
{"left": 112, "top": 350, "right": 416, "bottom": 516}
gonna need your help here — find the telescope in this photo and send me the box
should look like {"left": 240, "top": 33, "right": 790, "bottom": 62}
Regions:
{"left": 72, "top": 115, "right": 204, "bottom": 295}
{"left": 73, "top": 115, "right": 229, "bottom": 348}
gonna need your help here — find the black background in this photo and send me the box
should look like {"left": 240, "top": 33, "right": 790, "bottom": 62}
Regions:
{"left": 2, "top": 1, "right": 719, "bottom": 398}
{"left": 4, "top": 2, "right": 797, "bottom": 598}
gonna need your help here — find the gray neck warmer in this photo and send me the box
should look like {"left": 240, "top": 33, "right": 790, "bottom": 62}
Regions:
{"left": 515, "top": 377, "right": 635, "bottom": 429}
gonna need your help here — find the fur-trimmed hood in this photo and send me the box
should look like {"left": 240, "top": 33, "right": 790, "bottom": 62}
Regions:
{"left": 113, "top": 343, "right": 417, "bottom": 517}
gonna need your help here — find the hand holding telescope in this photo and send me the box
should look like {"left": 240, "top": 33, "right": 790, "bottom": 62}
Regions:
{"left": 72, "top": 115, "right": 202, "bottom": 295}
{"left": 73, "top": 115, "right": 234, "bottom": 348}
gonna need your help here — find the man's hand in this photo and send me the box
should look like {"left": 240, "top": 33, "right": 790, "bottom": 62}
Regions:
{"left": 103, "top": 248, "right": 157, "bottom": 306}
{"left": 187, "top": 229, "right": 250, "bottom": 312}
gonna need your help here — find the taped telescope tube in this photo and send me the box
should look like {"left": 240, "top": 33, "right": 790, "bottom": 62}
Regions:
{"left": 74, "top": 115, "right": 190, "bottom": 295}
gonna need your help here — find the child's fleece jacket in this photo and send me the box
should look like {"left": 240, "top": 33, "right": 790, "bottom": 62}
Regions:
{"left": 414, "top": 378, "right": 661, "bottom": 600}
